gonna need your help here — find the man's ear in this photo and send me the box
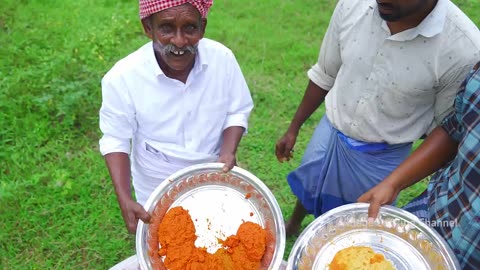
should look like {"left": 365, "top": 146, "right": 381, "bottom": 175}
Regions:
{"left": 141, "top": 18, "right": 153, "bottom": 39}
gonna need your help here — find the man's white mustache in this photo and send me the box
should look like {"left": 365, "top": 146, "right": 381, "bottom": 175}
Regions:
{"left": 162, "top": 44, "right": 197, "bottom": 55}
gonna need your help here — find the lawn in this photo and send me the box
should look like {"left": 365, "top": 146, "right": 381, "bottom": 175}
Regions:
{"left": 1, "top": 0, "right": 479, "bottom": 269}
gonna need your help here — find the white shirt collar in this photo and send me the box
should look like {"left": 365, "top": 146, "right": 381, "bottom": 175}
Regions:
{"left": 416, "top": 0, "right": 448, "bottom": 38}
{"left": 372, "top": 0, "right": 448, "bottom": 41}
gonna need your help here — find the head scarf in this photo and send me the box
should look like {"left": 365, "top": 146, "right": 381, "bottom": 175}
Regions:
{"left": 139, "top": 0, "right": 213, "bottom": 19}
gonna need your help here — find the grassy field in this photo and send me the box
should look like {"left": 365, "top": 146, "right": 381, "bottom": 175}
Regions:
{"left": 1, "top": 0, "right": 479, "bottom": 269}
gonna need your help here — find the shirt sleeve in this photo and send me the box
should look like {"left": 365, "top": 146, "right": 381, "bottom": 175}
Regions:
{"left": 98, "top": 72, "right": 136, "bottom": 155}
{"left": 433, "top": 63, "right": 475, "bottom": 126}
{"left": 223, "top": 51, "right": 254, "bottom": 132}
{"left": 307, "top": 0, "right": 344, "bottom": 91}
{"left": 440, "top": 62, "right": 480, "bottom": 142}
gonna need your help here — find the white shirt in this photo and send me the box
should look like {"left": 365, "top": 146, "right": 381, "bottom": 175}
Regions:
{"left": 99, "top": 38, "right": 254, "bottom": 204}
{"left": 308, "top": 0, "right": 480, "bottom": 144}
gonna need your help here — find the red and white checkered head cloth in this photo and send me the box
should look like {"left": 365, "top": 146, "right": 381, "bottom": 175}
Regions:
{"left": 139, "top": 0, "right": 213, "bottom": 19}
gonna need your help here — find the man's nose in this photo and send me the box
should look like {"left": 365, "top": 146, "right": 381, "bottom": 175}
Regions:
{"left": 170, "top": 29, "right": 187, "bottom": 48}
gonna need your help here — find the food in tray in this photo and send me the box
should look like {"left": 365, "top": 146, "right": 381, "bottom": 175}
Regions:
{"left": 154, "top": 206, "right": 267, "bottom": 270}
{"left": 329, "top": 246, "right": 395, "bottom": 270}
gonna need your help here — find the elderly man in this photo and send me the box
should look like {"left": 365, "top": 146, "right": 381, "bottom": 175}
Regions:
{"left": 276, "top": 0, "right": 480, "bottom": 237}
{"left": 99, "top": 0, "right": 253, "bottom": 233}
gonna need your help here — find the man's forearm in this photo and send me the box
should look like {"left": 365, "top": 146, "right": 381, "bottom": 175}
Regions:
{"left": 385, "top": 126, "right": 458, "bottom": 191}
{"left": 288, "top": 80, "right": 328, "bottom": 133}
{"left": 104, "top": 152, "right": 133, "bottom": 203}
{"left": 220, "top": 126, "right": 245, "bottom": 155}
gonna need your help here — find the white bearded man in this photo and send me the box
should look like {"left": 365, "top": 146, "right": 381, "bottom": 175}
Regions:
{"left": 99, "top": 0, "right": 254, "bottom": 234}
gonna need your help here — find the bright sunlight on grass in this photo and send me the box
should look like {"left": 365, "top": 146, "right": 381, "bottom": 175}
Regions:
{"left": 1, "top": 0, "right": 479, "bottom": 269}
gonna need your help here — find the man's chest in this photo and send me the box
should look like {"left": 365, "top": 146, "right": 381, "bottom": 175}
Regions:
{"left": 130, "top": 77, "right": 229, "bottom": 129}
{"left": 338, "top": 23, "right": 439, "bottom": 95}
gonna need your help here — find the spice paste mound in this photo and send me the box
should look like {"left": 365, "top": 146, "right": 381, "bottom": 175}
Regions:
{"left": 157, "top": 206, "right": 267, "bottom": 270}
{"left": 329, "top": 246, "right": 395, "bottom": 270}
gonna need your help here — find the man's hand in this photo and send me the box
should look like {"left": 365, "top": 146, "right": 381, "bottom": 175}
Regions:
{"left": 218, "top": 152, "right": 236, "bottom": 172}
{"left": 119, "top": 199, "right": 151, "bottom": 234}
{"left": 357, "top": 182, "right": 400, "bottom": 220}
{"left": 275, "top": 131, "right": 297, "bottom": 162}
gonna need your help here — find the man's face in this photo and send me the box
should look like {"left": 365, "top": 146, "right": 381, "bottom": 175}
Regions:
{"left": 143, "top": 4, "right": 206, "bottom": 73}
{"left": 376, "top": 0, "right": 430, "bottom": 22}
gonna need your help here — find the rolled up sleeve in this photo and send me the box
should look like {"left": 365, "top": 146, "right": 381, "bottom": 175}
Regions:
{"left": 99, "top": 73, "right": 136, "bottom": 155}
{"left": 223, "top": 51, "right": 254, "bottom": 132}
{"left": 99, "top": 134, "right": 130, "bottom": 155}
{"left": 307, "top": 0, "right": 344, "bottom": 90}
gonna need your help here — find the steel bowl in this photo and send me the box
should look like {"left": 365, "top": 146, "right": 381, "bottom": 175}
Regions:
{"left": 136, "top": 163, "right": 286, "bottom": 270}
{"left": 287, "top": 203, "right": 460, "bottom": 270}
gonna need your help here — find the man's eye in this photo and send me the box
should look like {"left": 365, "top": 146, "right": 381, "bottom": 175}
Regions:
{"left": 184, "top": 25, "right": 197, "bottom": 32}
{"left": 159, "top": 24, "right": 174, "bottom": 32}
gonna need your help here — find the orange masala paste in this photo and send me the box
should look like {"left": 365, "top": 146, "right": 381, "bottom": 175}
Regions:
{"left": 157, "top": 206, "right": 267, "bottom": 270}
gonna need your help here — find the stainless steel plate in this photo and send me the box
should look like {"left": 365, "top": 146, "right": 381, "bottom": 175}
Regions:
{"left": 287, "top": 203, "right": 460, "bottom": 270}
{"left": 136, "top": 163, "right": 285, "bottom": 270}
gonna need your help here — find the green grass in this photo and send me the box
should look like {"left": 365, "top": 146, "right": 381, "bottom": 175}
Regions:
{"left": 1, "top": 0, "right": 479, "bottom": 269}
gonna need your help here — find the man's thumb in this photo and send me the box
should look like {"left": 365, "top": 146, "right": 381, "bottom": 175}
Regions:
{"left": 136, "top": 207, "right": 151, "bottom": 223}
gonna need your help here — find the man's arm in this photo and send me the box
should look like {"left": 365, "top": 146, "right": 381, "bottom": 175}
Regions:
{"left": 104, "top": 152, "right": 150, "bottom": 233}
{"left": 275, "top": 80, "right": 328, "bottom": 161}
{"left": 358, "top": 126, "right": 458, "bottom": 218}
{"left": 217, "top": 126, "right": 245, "bottom": 172}
{"left": 287, "top": 80, "right": 328, "bottom": 135}
{"left": 105, "top": 152, "right": 133, "bottom": 205}
{"left": 275, "top": 1, "right": 344, "bottom": 162}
